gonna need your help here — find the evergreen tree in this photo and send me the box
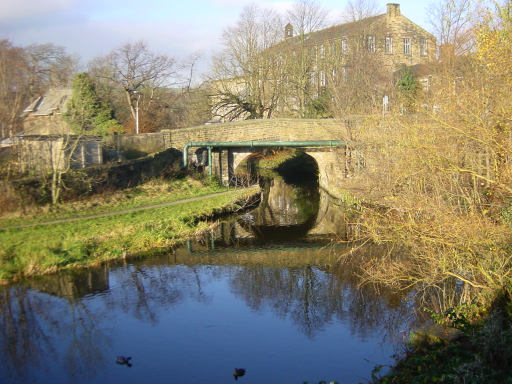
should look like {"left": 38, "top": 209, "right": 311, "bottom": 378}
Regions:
{"left": 396, "top": 67, "right": 419, "bottom": 97}
{"left": 64, "top": 72, "right": 122, "bottom": 136}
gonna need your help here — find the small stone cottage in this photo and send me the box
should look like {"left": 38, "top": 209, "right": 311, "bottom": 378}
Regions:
{"left": 18, "top": 88, "right": 103, "bottom": 173}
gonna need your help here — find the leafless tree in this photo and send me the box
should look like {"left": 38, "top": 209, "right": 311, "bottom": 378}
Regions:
{"left": 0, "top": 40, "right": 30, "bottom": 140}
{"left": 287, "top": 0, "right": 328, "bottom": 36}
{"left": 25, "top": 43, "right": 79, "bottom": 95}
{"left": 209, "top": 4, "right": 285, "bottom": 121}
{"left": 280, "top": 0, "right": 330, "bottom": 117}
{"left": 89, "top": 41, "right": 177, "bottom": 129}
{"left": 0, "top": 40, "right": 77, "bottom": 140}
{"left": 326, "top": 32, "right": 391, "bottom": 115}
{"left": 343, "top": 0, "right": 382, "bottom": 22}
{"left": 427, "top": 0, "right": 478, "bottom": 54}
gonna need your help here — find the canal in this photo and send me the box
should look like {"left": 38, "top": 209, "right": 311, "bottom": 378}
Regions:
{"left": 0, "top": 154, "right": 426, "bottom": 384}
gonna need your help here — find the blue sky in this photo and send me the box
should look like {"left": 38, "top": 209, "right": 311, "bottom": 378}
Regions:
{"left": 0, "top": 0, "right": 433, "bottom": 75}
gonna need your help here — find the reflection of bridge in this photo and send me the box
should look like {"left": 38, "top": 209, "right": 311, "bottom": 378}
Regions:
{"left": 168, "top": 118, "right": 362, "bottom": 193}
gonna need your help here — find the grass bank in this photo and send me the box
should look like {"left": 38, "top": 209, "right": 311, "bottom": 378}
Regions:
{"left": 0, "top": 175, "right": 228, "bottom": 228}
{"left": 0, "top": 178, "right": 259, "bottom": 283}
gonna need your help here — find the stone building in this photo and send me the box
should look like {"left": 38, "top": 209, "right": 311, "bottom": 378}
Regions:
{"left": 210, "top": 3, "right": 436, "bottom": 120}
{"left": 291, "top": 4, "right": 435, "bottom": 67}
{"left": 18, "top": 88, "right": 103, "bottom": 173}
{"left": 22, "top": 88, "right": 73, "bottom": 135}
{"left": 278, "top": 3, "right": 436, "bottom": 104}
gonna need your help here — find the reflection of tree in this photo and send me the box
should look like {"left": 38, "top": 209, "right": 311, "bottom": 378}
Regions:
{"left": 1, "top": 243, "right": 467, "bottom": 382}
{"left": 0, "top": 287, "right": 55, "bottom": 382}
{"left": 230, "top": 265, "right": 335, "bottom": 338}
{"left": 0, "top": 285, "right": 112, "bottom": 383}
{"left": 0, "top": 263, "right": 217, "bottom": 383}
{"left": 64, "top": 298, "right": 108, "bottom": 380}
{"left": 229, "top": 261, "right": 415, "bottom": 342}
{"left": 111, "top": 264, "right": 213, "bottom": 323}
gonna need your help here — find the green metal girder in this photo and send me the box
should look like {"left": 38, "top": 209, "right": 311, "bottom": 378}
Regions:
{"left": 182, "top": 140, "right": 345, "bottom": 168}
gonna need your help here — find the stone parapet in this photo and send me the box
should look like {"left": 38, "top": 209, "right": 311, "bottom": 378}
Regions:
{"left": 168, "top": 118, "right": 361, "bottom": 151}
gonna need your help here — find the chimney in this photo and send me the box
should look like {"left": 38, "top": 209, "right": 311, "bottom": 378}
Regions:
{"left": 285, "top": 23, "right": 293, "bottom": 39}
{"left": 386, "top": 3, "right": 401, "bottom": 17}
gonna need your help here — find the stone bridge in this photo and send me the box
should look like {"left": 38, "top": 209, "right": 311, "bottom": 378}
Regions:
{"left": 165, "top": 118, "right": 362, "bottom": 194}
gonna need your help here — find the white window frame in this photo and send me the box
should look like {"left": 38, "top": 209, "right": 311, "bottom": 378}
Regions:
{"left": 420, "top": 38, "right": 428, "bottom": 56}
{"left": 403, "top": 37, "right": 411, "bottom": 55}
{"left": 367, "top": 35, "right": 376, "bottom": 53}
{"left": 320, "top": 71, "right": 326, "bottom": 87}
{"left": 385, "top": 36, "right": 393, "bottom": 54}
{"left": 341, "top": 39, "right": 348, "bottom": 55}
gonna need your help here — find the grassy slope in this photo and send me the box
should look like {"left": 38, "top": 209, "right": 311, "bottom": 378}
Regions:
{"left": 0, "top": 178, "right": 259, "bottom": 283}
{"left": 0, "top": 176, "right": 228, "bottom": 228}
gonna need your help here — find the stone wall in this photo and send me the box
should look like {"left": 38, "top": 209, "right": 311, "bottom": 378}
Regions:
{"left": 168, "top": 118, "right": 360, "bottom": 151}
{"left": 23, "top": 115, "right": 73, "bottom": 136}
{"left": 8, "top": 147, "right": 182, "bottom": 206}
{"left": 104, "top": 130, "right": 171, "bottom": 157}
{"left": 18, "top": 135, "right": 102, "bottom": 173}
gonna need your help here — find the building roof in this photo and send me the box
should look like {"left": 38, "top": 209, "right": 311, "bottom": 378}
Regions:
{"left": 280, "top": 4, "right": 435, "bottom": 48}
{"left": 23, "top": 88, "right": 72, "bottom": 117}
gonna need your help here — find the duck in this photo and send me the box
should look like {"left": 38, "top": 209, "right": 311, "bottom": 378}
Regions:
{"left": 116, "top": 356, "right": 132, "bottom": 367}
{"left": 233, "top": 368, "right": 246, "bottom": 380}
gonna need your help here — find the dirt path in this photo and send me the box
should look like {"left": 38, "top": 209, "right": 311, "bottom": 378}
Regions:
{"left": 7, "top": 188, "right": 258, "bottom": 230}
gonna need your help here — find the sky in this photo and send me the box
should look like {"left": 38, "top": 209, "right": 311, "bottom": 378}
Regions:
{"left": 0, "top": 0, "right": 434, "bottom": 77}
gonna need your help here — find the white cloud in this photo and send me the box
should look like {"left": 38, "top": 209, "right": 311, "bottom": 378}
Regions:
{"left": 0, "top": 0, "right": 75, "bottom": 21}
{"left": 260, "top": 1, "right": 294, "bottom": 15}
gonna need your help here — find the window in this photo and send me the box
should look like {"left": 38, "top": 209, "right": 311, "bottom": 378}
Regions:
{"left": 341, "top": 39, "right": 348, "bottom": 54}
{"left": 320, "top": 44, "right": 326, "bottom": 59}
{"left": 320, "top": 71, "right": 326, "bottom": 87}
{"left": 341, "top": 67, "right": 348, "bottom": 83}
{"left": 330, "top": 41, "right": 337, "bottom": 57}
{"left": 311, "top": 71, "right": 317, "bottom": 86}
{"left": 403, "top": 38, "right": 411, "bottom": 55}
{"left": 385, "top": 36, "right": 393, "bottom": 54}
{"left": 420, "top": 38, "right": 427, "bottom": 56}
{"left": 367, "top": 35, "right": 376, "bottom": 53}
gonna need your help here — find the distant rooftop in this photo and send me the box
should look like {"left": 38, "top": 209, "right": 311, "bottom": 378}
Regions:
{"left": 23, "top": 88, "right": 72, "bottom": 117}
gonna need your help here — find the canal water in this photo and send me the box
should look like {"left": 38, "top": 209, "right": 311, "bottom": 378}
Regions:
{"left": 0, "top": 162, "right": 424, "bottom": 384}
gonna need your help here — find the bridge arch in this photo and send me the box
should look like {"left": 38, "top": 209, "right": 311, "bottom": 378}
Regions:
{"left": 173, "top": 118, "right": 362, "bottom": 196}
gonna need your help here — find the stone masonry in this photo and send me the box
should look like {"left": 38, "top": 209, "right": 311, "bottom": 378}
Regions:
{"left": 167, "top": 118, "right": 360, "bottom": 150}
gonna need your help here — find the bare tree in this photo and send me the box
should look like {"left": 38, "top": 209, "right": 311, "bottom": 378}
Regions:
{"left": 89, "top": 41, "right": 177, "bottom": 131}
{"left": 209, "top": 5, "right": 285, "bottom": 121}
{"left": 343, "top": 0, "right": 382, "bottom": 22}
{"left": 287, "top": 0, "right": 328, "bottom": 36}
{"left": 25, "top": 43, "right": 79, "bottom": 95}
{"left": 0, "top": 40, "right": 30, "bottom": 140}
{"left": 427, "top": 0, "right": 477, "bottom": 54}
{"left": 282, "top": 0, "right": 329, "bottom": 117}
{"left": 326, "top": 32, "right": 391, "bottom": 115}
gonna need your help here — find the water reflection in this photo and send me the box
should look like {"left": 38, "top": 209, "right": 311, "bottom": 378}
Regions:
{"left": 238, "top": 177, "right": 320, "bottom": 241}
{"left": 0, "top": 283, "right": 110, "bottom": 383}
{"left": 0, "top": 237, "right": 423, "bottom": 384}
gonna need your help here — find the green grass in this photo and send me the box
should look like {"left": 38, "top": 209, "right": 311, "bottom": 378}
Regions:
{"left": 0, "top": 185, "right": 259, "bottom": 283}
{"left": 0, "top": 175, "right": 228, "bottom": 228}
{"left": 257, "top": 149, "right": 297, "bottom": 169}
